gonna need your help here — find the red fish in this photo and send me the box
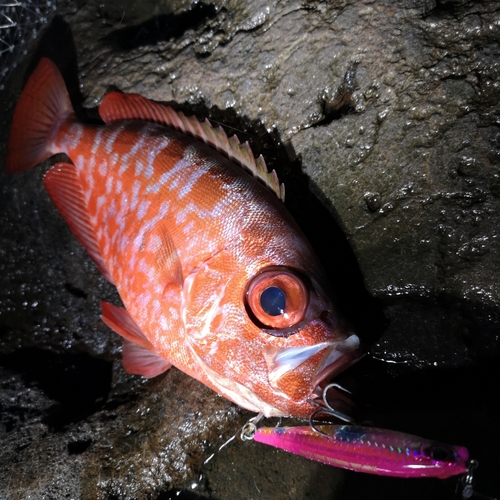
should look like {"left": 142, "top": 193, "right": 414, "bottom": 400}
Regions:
{"left": 5, "top": 58, "right": 361, "bottom": 418}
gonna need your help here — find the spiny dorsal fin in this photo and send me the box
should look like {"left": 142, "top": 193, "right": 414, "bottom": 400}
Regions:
{"left": 99, "top": 92, "right": 285, "bottom": 202}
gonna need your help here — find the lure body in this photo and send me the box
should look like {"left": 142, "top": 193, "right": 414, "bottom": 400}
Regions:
{"left": 254, "top": 425, "right": 469, "bottom": 478}
{"left": 4, "top": 58, "right": 361, "bottom": 418}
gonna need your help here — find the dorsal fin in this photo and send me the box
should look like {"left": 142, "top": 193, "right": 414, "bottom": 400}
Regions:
{"left": 99, "top": 92, "right": 285, "bottom": 202}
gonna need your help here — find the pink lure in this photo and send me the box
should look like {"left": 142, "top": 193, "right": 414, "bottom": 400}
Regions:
{"left": 254, "top": 425, "right": 469, "bottom": 479}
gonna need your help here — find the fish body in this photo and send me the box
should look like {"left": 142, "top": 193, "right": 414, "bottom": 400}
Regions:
{"left": 254, "top": 425, "right": 469, "bottom": 478}
{"left": 5, "top": 58, "right": 360, "bottom": 418}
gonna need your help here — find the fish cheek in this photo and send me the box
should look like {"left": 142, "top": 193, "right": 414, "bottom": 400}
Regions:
{"left": 269, "top": 348, "right": 325, "bottom": 401}
{"left": 208, "top": 311, "right": 224, "bottom": 333}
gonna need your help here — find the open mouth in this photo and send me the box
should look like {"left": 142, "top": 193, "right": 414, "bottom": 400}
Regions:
{"left": 309, "top": 334, "right": 364, "bottom": 421}
{"left": 312, "top": 334, "right": 363, "bottom": 395}
{"left": 263, "top": 333, "right": 363, "bottom": 410}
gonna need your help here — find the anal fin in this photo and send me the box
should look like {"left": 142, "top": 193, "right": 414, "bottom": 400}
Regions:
{"left": 44, "top": 162, "right": 114, "bottom": 284}
{"left": 101, "top": 301, "right": 172, "bottom": 378}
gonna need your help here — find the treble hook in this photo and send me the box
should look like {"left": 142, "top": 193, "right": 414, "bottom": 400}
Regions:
{"left": 457, "top": 460, "right": 498, "bottom": 500}
{"left": 309, "top": 382, "right": 355, "bottom": 434}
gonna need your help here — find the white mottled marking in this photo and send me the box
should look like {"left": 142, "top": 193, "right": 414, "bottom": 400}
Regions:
{"left": 178, "top": 168, "right": 206, "bottom": 199}
{"left": 96, "top": 195, "right": 106, "bottom": 213}
{"left": 144, "top": 164, "right": 154, "bottom": 179}
{"left": 135, "top": 161, "right": 144, "bottom": 177}
{"left": 175, "top": 201, "right": 197, "bottom": 225}
{"left": 147, "top": 137, "right": 171, "bottom": 167}
{"left": 160, "top": 316, "right": 169, "bottom": 331}
{"left": 130, "top": 181, "right": 141, "bottom": 211}
{"left": 137, "top": 199, "right": 151, "bottom": 220}
{"left": 91, "top": 128, "right": 104, "bottom": 155}
{"left": 105, "top": 125, "right": 124, "bottom": 154}
{"left": 119, "top": 161, "right": 129, "bottom": 175}
{"left": 121, "top": 133, "right": 147, "bottom": 164}
{"left": 75, "top": 154, "right": 85, "bottom": 169}
{"left": 98, "top": 161, "right": 107, "bottom": 176}
{"left": 103, "top": 198, "right": 116, "bottom": 222}
{"left": 145, "top": 158, "right": 190, "bottom": 194}
{"left": 118, "top": 191, "right": 128, "bottom": 213}
{"left": 67, "top": 123, "right": 83, "bottom": 147}
{"left": 105, "top": 176, "right": 113, "bottom": 194}
{"left": 131, "top": 202, "right": 171, "bottom": 253}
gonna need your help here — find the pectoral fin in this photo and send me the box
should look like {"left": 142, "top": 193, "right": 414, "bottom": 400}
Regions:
{"left": 122, "top": 339, "right": 172, "bottom": 378}
{"left": 100, "top": 301, "right": 151, "bottom": 348}
{"left": 100, "top": 301, "right": 172, "bottom": 378}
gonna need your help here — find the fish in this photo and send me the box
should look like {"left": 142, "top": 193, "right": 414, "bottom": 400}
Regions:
{"left": 4, "top": 58, "right": 361, "bottom": 418}
{"left": 253, "top": 424, "right": 469, "bottom": 478}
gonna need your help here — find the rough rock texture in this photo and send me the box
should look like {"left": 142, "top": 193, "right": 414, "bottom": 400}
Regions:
{"left": 0, "top": 0, "right": 499, "bottom": 499}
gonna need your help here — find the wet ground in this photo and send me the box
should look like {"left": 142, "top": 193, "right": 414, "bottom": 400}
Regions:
{"left": 0, "top": 0, "right": 499, "bottom": 499}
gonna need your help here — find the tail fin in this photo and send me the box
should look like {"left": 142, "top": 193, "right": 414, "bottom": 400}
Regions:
{"left": 4, "top": 58, "right": 73, "bottom": 173}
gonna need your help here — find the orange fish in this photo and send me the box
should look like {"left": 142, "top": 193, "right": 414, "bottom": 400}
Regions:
{"left": 5, "top": 58, "right": 361, "bottom": 418}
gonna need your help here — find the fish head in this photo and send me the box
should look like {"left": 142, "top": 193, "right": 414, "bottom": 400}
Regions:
{"left": 182, "top": 237, "right": 362, "bottom": 418}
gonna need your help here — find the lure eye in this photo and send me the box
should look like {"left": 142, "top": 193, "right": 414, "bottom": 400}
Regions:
{"left": 423, "top": 445, "right": 454, "bottom": 462}
{"left": 245, "top": 267, "right": 309, "bottom": 330}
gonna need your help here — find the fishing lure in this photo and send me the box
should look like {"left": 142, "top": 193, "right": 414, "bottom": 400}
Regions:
{"left": 250, "top": 424, "right": 469, "bottom": 479}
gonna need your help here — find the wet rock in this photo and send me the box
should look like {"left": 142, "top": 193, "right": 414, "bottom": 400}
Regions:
{"left": 0, "top": 0, "right": 499, "bottom": 499}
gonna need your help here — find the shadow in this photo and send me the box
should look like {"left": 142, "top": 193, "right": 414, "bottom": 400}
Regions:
{"left": 102, "top": 2, "right": 218, "bottom": 50}
{"left": 22, "top": 15, "right": 91, "bottom": 121}
{"left": 0, "top": 348, "right": 112, "bottom": 431}
{"left": 156, "top": 489, "right": 217, "bottom": 500}
{"left": 369, "top": 293, "right": 500, "bottom": 370}
{"left": 332, "top": 357, "right": 500, "bottom": 499}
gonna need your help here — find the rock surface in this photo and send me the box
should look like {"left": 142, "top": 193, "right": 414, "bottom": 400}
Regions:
{"left": 0, "top": 0, "right": 499, "bottom": 499}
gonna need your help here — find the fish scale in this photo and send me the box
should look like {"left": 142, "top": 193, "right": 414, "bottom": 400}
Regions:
{"left": 5, "top": 58, "right": 362, "bottom": 418}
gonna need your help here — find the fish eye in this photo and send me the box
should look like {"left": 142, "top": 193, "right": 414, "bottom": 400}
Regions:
{"left": 245, "top": 266, "right": 309, "bottom": 331}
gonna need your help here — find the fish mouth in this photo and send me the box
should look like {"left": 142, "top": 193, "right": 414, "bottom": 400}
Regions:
{"left": 264, "top": 333, "right": 363, "bottom": 404}
{"left": 312, "top": 334, "right": 363, "bottom": 396}
{"left": 310, "top": 336, "right": 364, "bottom": 421}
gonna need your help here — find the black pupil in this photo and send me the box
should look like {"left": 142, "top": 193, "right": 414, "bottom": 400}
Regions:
{"left": 428, "top": 446, "right": 451, "bottom": 461}
{"left": 260, "top": 287, "right": 286, "bottom": 316}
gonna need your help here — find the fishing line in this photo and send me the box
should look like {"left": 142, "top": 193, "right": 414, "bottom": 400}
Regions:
{"left": 203, "top": 412, "right": 264, "bottom": 465}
